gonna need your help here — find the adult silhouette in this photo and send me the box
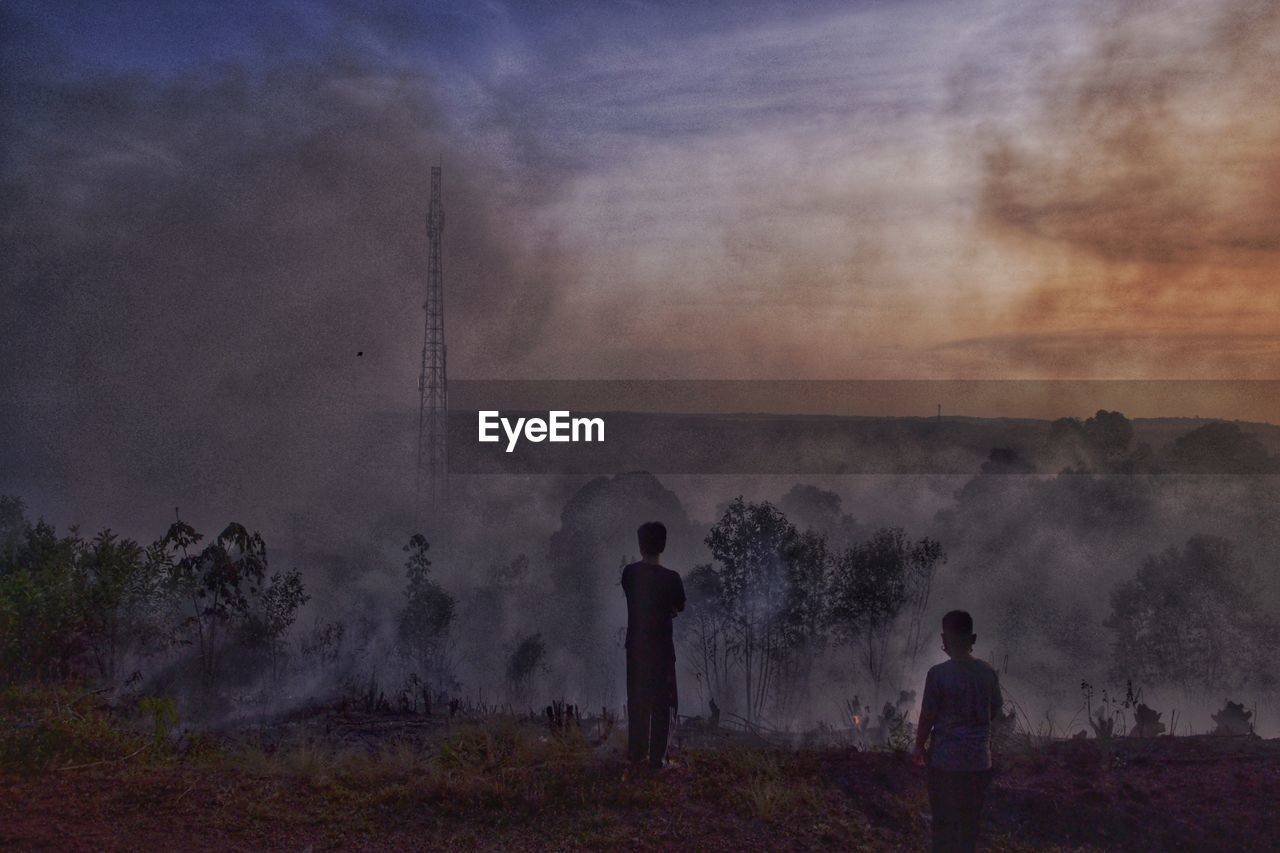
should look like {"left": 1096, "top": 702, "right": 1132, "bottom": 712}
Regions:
{"left": 621, "top": 521, "right": 686, "bottom": 768}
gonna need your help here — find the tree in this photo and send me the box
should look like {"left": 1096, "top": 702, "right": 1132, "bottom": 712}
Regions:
{"left": 1, "top": 509, "right": 166, "bottom": 684}
{"left": 2, "top": 506, "right": 309, "bottom": 691}
{"left": 242, "top": 569, "right": 310, "bottom": 683}
{"left": 779, "top": 484, "right": 862, "bottom": 549}
{"left": 775, "top": 529, "right": 834, "bottom": 718}
{"left": 1107, "top": 534, "right": 1279, "bottom": 696}
{"left": 0, "top": 519, "right": 83, "bottom": 682}
{"left": 779, "top": 530, "right": 833, "bottom": 649}
{"left": 154, "top": 520, "right": 268, "bottom": 686}
{"left": 1043, "top": 410, "right": 1145, "bottom": 473}
{"left": 298, "top": 617, "right": 346, "bottom": 676}
{"left": 704, "top": 497, "right": 799, "bottom": 722}
{"left": 779, "top": 485, "right": 842, "bottom": 530}
{"left": 397, "top": 534, "right": 456, "bottom": 692}
{"left": 829, "top": 527, "right": 945, "bottom": 705}
{"left": 980, "top": 447, "right": 1037, "bottom": 476}
{"left": 77, "top": 529, "right": 164, "bottom": 680}
{"left": 677, "top": 564, "right": 736, "bottom": 712}
{"left": 1083, "top": 410, "right": 1135, "bottom": 467}
{"left": 901, "top": 536, "right": 943, "bottom": 673}
{"left": 506, "top": 632, "right": 546, "bottom": 702}
{"left": 0, "top": 495, "right": 27, "bottom": 570}
{"left": 546, "top": 472, "right": 693, "bottom": 699}
{"left": 1165, "top": 422, "right": 1278, "bottom": 474}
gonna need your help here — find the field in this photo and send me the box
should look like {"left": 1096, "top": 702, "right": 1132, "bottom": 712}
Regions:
{"left": 3, "top": 688, "right": 1279, "bottom": 851}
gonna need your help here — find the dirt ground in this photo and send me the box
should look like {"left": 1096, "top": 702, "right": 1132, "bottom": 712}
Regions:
{"left": 4, "top": 712, "right": 1279, "bottom": 852}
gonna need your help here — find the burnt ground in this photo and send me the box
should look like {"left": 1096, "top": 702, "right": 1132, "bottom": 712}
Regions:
{"left": 3, "top": 698, "right": 1279, "bottom": 851}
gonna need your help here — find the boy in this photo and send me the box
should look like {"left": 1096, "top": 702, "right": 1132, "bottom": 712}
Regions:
{"left": 914, "top": 610, "right": 1002, "bottom": 853}
{"left": 621, "top": 521, "right": 686, "bottom": 768}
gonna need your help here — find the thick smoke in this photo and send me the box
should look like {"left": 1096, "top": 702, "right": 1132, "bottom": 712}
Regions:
{"left": 4, "top": 2, "right": 1278, "bottom": 736}
{"left": 0, "top": 7, "right": 564, "bottom": 549}
{"left": 969, "top": 0, "right": 1280, "bottom": 376}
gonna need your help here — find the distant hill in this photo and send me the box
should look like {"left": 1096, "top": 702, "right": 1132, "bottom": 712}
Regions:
{"left": 1131, "top": 417, "right": 1280, "bottom": 454}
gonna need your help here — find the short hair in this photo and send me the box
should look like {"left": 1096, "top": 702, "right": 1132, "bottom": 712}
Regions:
{"left": 942, "top": 610, "right": 974, "bottom": 635}
{"left": 637, "top": 521, "right": 667, "bottom": 556}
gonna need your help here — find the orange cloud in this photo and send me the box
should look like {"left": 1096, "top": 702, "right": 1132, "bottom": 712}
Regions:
{"left": 974, "top": 0, "right": 1280, "bottom": 377}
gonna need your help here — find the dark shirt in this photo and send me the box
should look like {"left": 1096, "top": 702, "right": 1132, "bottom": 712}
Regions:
{"left": 621, "top": 561, "right": 686, "bottom": 665}
{"left": 922, "top": 658, "right": 1002, "bottom": 771}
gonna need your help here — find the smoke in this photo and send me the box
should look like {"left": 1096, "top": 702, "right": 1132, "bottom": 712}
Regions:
{"left": 0, "top": 6, "right": 567, "bottom": 545}
{"left": 971, "top": 0, "right": 1280, "bottom": 376}
{"left": 4, "top": 2, "right": 1279, "bottom": 733}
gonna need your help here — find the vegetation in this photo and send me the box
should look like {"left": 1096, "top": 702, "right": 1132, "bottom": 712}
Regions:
{"left": 1108, "top": 535, "right": 1279, "bottom": 696}
{"left": 694, "top": 498, "right": 943, "bottom": 722}
{"left": 4, "top": 688, "right": 1280, "bottom": 850}
{"left": 1, "top": 410, "right": 1278, "bottom": 742}
{"left": 397, "top": 534, "right": 456, "bottom": 694}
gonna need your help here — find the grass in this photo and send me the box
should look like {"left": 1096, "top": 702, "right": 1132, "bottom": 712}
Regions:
{"left": 205, "top": 720, "right": 627, "bottom": 833}
{"left": 5, "top": 686, "right": 1280, "bottom": 850}
{"left": 0, "top": 684, "right": 153, "bottom": 774}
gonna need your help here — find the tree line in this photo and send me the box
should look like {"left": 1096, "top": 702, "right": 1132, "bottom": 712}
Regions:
{"left": 686, "top": 497, "right": 943, "bottom": 723}
{"left": 0, "top": 497, "right": 457, "bottom": 698}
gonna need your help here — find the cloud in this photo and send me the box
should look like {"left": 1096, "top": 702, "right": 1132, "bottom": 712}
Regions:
{"left": 973, "top": 0, "right": 1280, "bottom": 373}
{"left": 496, "top": 1, "right": 1015, "bottom": 379}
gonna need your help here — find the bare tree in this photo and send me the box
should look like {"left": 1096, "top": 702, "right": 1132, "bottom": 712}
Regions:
{"left": 705, "top": 498, "right": 798, "bottom": 723}
{"left": 678, "top": 564, "right": 736, "bottom": 713}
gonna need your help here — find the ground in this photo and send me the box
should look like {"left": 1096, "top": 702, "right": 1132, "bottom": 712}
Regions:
{"left": 3, "top": 689, "right": 1279, "bottom": 851}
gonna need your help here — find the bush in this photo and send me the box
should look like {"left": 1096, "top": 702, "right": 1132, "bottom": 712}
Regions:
{"left": 0, "top": 686, "right": 146, "bottom": 774}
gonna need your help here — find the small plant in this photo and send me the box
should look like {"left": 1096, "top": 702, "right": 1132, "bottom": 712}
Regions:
{"left": 746, "top": 776, "right": 788, "bottom": 821}
{"left": 1211, "top": 700, "right": 1254, "bottom": 736}
{"left": 437, "top": 723, "right": 522, "bottom": 770}
{"left": 0, "top": 687, "right": 144, "bottom": 774}
{"left": 138, "top": 695, "right": 179, "bottom": 750}
{"left": 991, "top": 706, "right": 1019, "bottom": 753}
{"left": 395, "top": 673, "right": 432, "bottom": 714}
{"left": 1129, "top": 703, "right": 1166, "bottom": 737}
{"left": 507, "top": 633, "right": 547, "bottom": 702}
{"left": 280, "top": 741, "right": 336, "bottom": 780}
{"left": 1081, "top": 680, "right": 1132, "bottom": 739}
{"left": 880, "top": 701, "right": 914, "bottom": 752}
{"left": 344, "top": 672, "right": 391, "bottom": 714}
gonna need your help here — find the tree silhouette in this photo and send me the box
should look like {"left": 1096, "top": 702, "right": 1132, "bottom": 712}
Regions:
{"left": 829, "top": 527, "right": 945, "bottom": 705}
{"left": 242, "top": 569, "right": 310, "bottom": 684}
{"left": 1108, "top": 534, "right": 1279, "bottom": 695}
{"left": 155, "top": 521, "right": 268, "bottom": 686}
{"left": 1166, "top": 422, "right": 1277, "bottom": 474}
{"left": 678, "top": 563, "right": 736, "bottom": 714}
{"left": 705, "top": 497, "right": 799, "bottom": 722}
{"left": 397, "top": 534, "right": 456, "bottom": 692}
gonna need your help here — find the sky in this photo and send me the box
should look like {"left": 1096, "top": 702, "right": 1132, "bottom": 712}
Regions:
{"left": 2, "top": 0, "right": 1279, "bottom": 530}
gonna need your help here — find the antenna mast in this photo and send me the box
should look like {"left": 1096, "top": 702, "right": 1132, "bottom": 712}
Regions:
{"left": 417, "top": 165, "right": 447, "bottom": 518}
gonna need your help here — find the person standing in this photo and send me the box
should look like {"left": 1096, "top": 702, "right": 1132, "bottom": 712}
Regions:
{"left": 914, "top": 610, "right": 1002, "bottom": 853}
{"left": 621, "top": 521, "right": 686, "bottom": 769}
